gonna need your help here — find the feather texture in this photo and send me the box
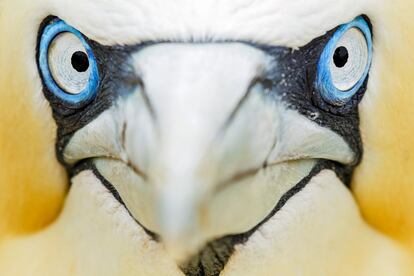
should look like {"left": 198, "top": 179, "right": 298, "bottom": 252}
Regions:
{"left": 0, "top": 0, "right": 414, "bottom": 274}
{"left": 0, "top": 0, "right": 66, "bottom": 236}
{"left": 353, "top": 0, "right": 414, "bottom": 249}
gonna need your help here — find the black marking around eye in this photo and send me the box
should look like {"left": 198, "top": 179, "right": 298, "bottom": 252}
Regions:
{"left": 253, "top": 28, "right": 365, "bottom": 167}
{"left": 36, "top": 18, "right": 144, "bottom": 167}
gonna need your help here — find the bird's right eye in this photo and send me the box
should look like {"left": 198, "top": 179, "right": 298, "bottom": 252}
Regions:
{"left": 315, "top": 16, "right": 373, "bottom": 107}
{"left": 38, "top": 19, "right": 99, "bottom": 106}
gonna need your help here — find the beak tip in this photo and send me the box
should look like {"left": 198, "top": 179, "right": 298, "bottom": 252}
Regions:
{"left": 162, "top": 237, "right": 202, "bottom": 263}
{"left": 157, "top": 187, "right": 208, "bottom": 261}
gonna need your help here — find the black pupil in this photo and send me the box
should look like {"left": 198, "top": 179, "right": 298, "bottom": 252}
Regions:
{"left": 333, "top": 46, "right": 349, "bottom": 68}
{"left": 71, "top": 51, "right": 90, "bottom": 72}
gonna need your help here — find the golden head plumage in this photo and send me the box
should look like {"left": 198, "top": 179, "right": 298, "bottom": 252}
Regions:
{"left": 353, "top": 2, "right": 414, "bottom": 246}
{"left": 0, "top": 0, "right": 414, "bottom": 275}
{"left": 0, "top": 1, "right": 67, "bottom": 236}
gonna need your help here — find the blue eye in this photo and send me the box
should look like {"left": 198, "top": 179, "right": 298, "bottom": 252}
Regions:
{"left": 316, "top": 16, "right": 373, "bottom": 106}
{"left": 39, "top": 19, "right": 99, "bottom": 106}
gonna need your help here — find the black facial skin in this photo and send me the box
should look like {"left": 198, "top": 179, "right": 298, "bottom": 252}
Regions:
{"left": 37, "top": 16, "right": 372, "bottom": 276}
{"left": 36, "top": 17, "right": 143, "bottom": 167}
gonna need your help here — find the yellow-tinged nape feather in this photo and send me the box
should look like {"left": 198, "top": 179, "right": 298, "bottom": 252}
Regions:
{"left": 0, "top": 1, "right": 67, "bottom": 237}
{"left": 353, "top": 0, "right": 414, "bottom": 248}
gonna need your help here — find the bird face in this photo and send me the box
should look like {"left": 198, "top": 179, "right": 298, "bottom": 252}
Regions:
{"left": 30, "top": 1, "right": 374, "bottom": 271}
{"left": 36, "top": 15, "right": 372, "bottom": 261}
{"left": 5, "top": 0, "right": 414, "bottom": 275}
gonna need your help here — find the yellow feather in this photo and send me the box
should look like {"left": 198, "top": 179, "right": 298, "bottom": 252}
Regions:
{"left": 0, "top": 1, "right": 67, "bottom": 237}
{"left": 353, "top": 0, "right": 414, "bottom": 248}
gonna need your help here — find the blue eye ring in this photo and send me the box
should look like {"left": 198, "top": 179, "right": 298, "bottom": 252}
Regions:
{"left": 316, "top": 16, "right": 373, "bottom": 106}
{"left": 39, "top": 19, "right": 99, "bottom": 106}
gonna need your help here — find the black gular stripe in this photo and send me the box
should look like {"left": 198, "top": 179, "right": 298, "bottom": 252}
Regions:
{"left": 37, "top": 15, "right": 371, "bottom": 276}
{"left": 179, "top": 160, "right": 354, "bottom": 276}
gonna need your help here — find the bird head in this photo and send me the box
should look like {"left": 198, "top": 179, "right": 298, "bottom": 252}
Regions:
{"left": 1, "top": 0, "right": 414, "bottom": 273}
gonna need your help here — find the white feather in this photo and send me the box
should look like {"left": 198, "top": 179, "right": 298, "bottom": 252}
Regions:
{"left": 40, "top": 0, "right": 374, "bottom": 47}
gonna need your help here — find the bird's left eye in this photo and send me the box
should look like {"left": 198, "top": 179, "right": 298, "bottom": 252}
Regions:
{"left": 316, "top": 16, "right": 373, "bottom": 106}
{"left": 38, "top": 19, "right": 99, "bottom": 106}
